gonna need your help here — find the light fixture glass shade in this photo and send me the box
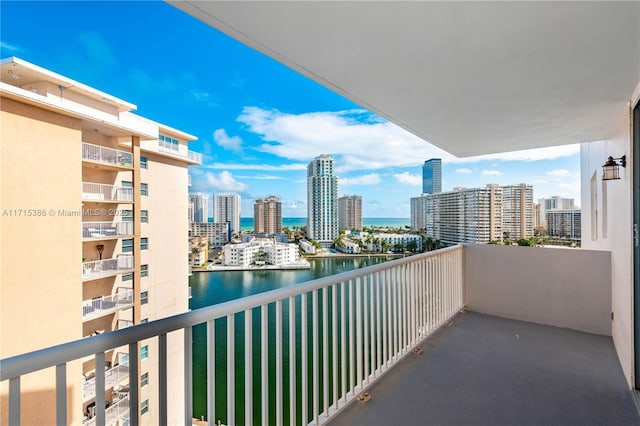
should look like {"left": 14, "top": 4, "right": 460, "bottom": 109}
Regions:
{"left": 602, "top": 157, "right": 620, "bottom": 180}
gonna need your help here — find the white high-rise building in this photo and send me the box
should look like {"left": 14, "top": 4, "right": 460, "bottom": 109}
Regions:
{"left": 502, "top": 184, "right": 534, "bottom": 240}
{"left": 189, "top": 193, "right": 209, "bottom": 223}
{"left": 410, "top": 195, "right": 429, "bottom": 231}
{"left": 338, "top": 194, "right": 363, "bottom": 231}
{"left": 307, "top": 155, "right": 338, "bottom": 243}
{"left": 214, "top": 193, "right": 241, "bottom": 237}
{"left": 538, "top": 196, "right": 575, "bottom": 229}
{"left": 547, "top": 209, "right": 582, "bottom": 242}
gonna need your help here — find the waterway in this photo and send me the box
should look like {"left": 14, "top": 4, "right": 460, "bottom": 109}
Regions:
{"left": 189, "top": 256, "right": 397, "bottom": 424}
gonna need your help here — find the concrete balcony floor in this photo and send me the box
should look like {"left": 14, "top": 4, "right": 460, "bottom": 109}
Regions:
{"left": 329, "top": 312, "right": 639, "bottom": 426}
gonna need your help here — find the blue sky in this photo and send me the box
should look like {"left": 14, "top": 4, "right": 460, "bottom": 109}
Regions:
{"left": 1, "top": 1, "right": 581, "bottom": 218}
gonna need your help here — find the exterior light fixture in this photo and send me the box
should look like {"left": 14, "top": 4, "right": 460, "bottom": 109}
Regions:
{"left": 602, "top": 155, "right": 626, "bottom": 181}
{"left": 7, "top": 69, "right": 20, "bottom": 79}
{"left": 96, "top": 244, "right": 105, "bottom": 260}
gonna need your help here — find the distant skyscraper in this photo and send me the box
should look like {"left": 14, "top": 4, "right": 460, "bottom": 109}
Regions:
{"left": 502, "top": 184, "right": 534, "bottom": 240}
{"left": 338, "top": 194, "right": 363, "bottom": 231}
{"left": 547, "top": 209, "right": 581, "bottom": 242}
{"left": 538, "top": 196, "right": 576, "bottom": 229}
{"left": 254, "top": 196, "right": 282, "bottom": 234}
{"left": 410, "top": 194, "right": 429, "bottom": 231}
{"left": 422, "top": 158, "right": 442, "bottom": 194}
{"left": 307, "top": 155, "right": 338, "bottom": 242}
{"left": 214, "top": 193, "right": 241, "bottom": 237}
{"left": 189, "top": 193, "right": 209, "bottom": 223}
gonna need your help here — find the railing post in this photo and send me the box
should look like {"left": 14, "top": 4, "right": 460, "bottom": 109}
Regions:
{"left": 56, "top": 363, "right": 67, "bottom": 426}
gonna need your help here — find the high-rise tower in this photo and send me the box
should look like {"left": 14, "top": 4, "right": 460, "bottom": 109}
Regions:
{"left": 189, "top": 193, "right": 209, "bottom": 223}
{"left": 307, "top": 155, "right": 338, "bottom": 243}
{"left": 338, "top": 194, "right": 363, "bottom": 231}
{"left": 214, "top": 193, "right": 241, "bottom": 237}
{"left": 422, "top": 158, "right": 442, "bottom": 194}
{"left": 254, "top": 196, "right": 282, "bottom": 234}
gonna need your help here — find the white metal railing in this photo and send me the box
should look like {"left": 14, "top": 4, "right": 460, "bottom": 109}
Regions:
{"left": 157, "top": 139, "right": 202, "bottom": 164}
{"left": 187, "top": 150, "right": 202, "bottom": 164}
{"left": 82, "top": 256, "right": 134, "bottom": 280}
{"left": 0, "top": 245, "right": 463, "bottom": 426}
{"left": 82, "top": 221, "right": 133, "bottom": 239}
{"left": 83, "top": 395, "right": 130, "bottom": 426}
{"left": 82, "top": 290, "right": 134, "bottom": 321}
{"left": 82, "top": 142, "right": 133, "bottom": 168}
{"left": 82, "top": 182, "right": 133, "bottom": 202}
{"left": 83, "top": 362, "right": 130, "bottom": 400}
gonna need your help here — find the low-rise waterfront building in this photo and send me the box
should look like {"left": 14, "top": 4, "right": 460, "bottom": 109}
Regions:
{"left": 189, "top": 221, "right": 230, "bottom": 247}
{"left": 223, "top": 238, "right": 306, "bottom": 267}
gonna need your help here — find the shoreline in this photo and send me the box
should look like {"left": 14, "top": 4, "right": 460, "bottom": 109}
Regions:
{"left": 192, "top": 253, "right": 406, "bottom": 272}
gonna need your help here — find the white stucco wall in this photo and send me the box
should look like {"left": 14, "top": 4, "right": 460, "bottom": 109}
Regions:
{"left": 580, "top": 79, "right": 640, "bottom": 388}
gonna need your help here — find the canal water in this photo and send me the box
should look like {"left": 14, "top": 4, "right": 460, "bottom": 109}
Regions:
{"left": 189, "top": 256, "right": 396, "bottom": 424}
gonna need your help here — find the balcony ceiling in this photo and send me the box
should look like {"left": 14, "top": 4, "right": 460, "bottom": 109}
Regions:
{"left": 169, "top": 1, "right": 640, "bottom": 157}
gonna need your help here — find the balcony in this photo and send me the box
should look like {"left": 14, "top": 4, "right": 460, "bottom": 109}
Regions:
{"left": 82, "top": 182, "right": 133, "bottom": 203}
{"left": 1, "top": 245, "right": 638, "bottom": 425}
{"left": 83, "top": 360, "right": 129, "bottom": 400}
{"left": 143, "top": 139, "right": 202, "bottom": 164}
{"left": 82, "top": 256, "right": 134, "bottom": 281}
{"left": 83, "top": 395, "right": 129, "bottom": 426}
{"left": 82, "top": 142, "right": 133, "bottom": 170}
{"left": 82, "top": 221, "right": 133, "bottom": 240}
{"left": 82, "top": 289, "right": 134, "bottom": 321}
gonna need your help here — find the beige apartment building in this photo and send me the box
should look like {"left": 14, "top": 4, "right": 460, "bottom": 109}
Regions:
{"left": 0, "top": 57, "right": 200, "bottom": 425}
{"left": 253, "top": 195, "right": 282, "bottom": 234}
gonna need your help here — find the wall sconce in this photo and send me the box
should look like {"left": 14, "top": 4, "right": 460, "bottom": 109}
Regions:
{"left": 96, "top": 244, "right": 105, "bottom": 260}
{"left": 602, "top": 155, "right": 626, "bottom": 181}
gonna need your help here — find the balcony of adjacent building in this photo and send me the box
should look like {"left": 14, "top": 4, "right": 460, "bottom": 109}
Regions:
{"left": 82, "top": 142, "right": 134, "bottom": 171}
{"left": 82, "top": 182, "right": 134, "bottom": 204}
{"left": 82, "top": 255, "right": 134, "bottom": 282}
{"left": 83, "top": 393, "right": 129, "bottom": 426}
{"left": 82, "top": 221, "right": 133, "bottom": 240}
{"left": 82, "top": 352, "right": 130, "bottom": 401}
{"left": 82, "top": 289, "right": 134, "bottom": 322}
{"left": 136, "top": 137, "right": 202, "bottom": 165}
{"left": 2, "top": 244, "right": 638, "bottom": 425}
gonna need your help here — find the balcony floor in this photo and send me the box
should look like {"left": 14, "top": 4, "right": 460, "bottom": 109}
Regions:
{"left": 329, "top": 312, "right": 640, "bottom": 426}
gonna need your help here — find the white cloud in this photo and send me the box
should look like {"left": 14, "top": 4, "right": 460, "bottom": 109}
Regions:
{"left": 78, "top": 32, "right": 116, "bottom": 67}
{"left": 393, "top": 172, "right": 422, "bottom": 186}
{"left": 213, "top": 129, "right": 243, "bottom": 152}
{"left": 238, "top": 174, "right": 283, "bottom": 180}
{"left": 204, "top": 162, "right": 306, "bottom": 171}
{"left": 456, "top": 168, "right": 472, "bottom": 174}
{"left": 481, "top": 170, "right": 504, "bottom": 176}
{"left": 205, "top": 171, "right": 248, "bottom": 192}
{"left": 0, "top": 41, "right": 23, "bottom": 52}
{"left": 339, "top": 173, "right": 382, "bottom": 186}
{"left": 236, "top": 107, "right": 581, "bottom": 172}
{"left": 546, "top": 169, "right": 571, "bottom": 177}
{"left": 191, "top": 90, "right": 221, "bottom": 107}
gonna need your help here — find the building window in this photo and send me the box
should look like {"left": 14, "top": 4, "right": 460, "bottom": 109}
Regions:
{"left": 141, "top": 399, "right": 149, "bottom": 415}
{"left": 140, "top": 156, "right": 148, "bottom": 169}
{"left": 141, "top": 373, "right": 149, "bottom": 387}
{"left": 141, "top": 183, "right": 148, "bottom": 196}
{"left": 122, "top": 239, "right": 133, "bottom": 253}
{"left": 122, "top": 210, "right": 148, "bottom": 223}
{"left": 141, "top": 345, "right": 148, "bottom": 360}
{"left": 141, "top": 237, "right": 148, "bottom": 250}
{"left": 121, "top": 180, "right": 133, "bottom": 188}
{"left": 122, "top": 273, "right": 133, "bottom": 282}
{"left": 141, "top": 291, "right": 148, "bottom": 305}
{"left": 141, "top": 265, "right": 149, "bottom": 278}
